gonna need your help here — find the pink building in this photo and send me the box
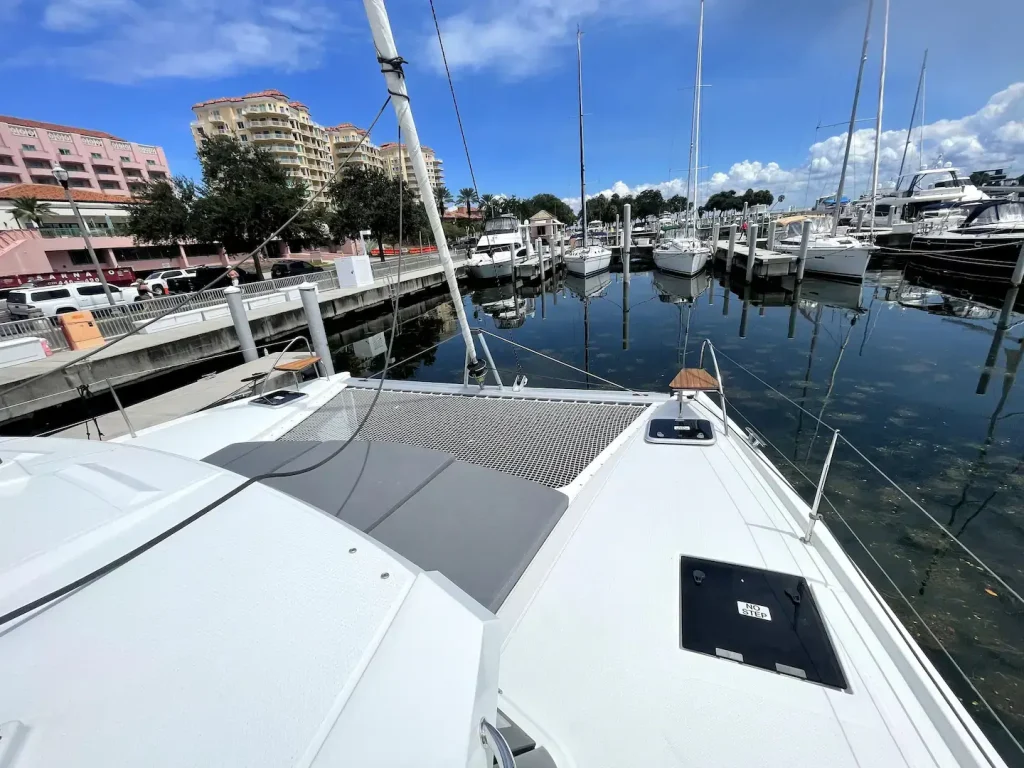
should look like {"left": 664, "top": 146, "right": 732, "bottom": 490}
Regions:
{"left": 0, "top": 116, "right": 170, "bottom": 196}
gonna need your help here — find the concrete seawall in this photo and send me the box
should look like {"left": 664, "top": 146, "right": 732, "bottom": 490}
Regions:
{"left": 0, "top": 263, "right": 454, "bottom": 423}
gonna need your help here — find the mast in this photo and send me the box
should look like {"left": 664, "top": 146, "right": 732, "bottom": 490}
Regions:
{"left": 832, "top": 0, "right": 874, "bottom": 236}
{"left": 689, "top": 0, "right": 705, "bottom": 238}
{"left": 898, "top": 50, "right": 927, "bottom": 179}
{"left": 362, "top": 0, "right": 479, "bottom": 368}
{"left": 868, "top": 0, "right": 889, "bottom": 236}
{"left": 919, "top": 65, "right": 926, "bottom": 168}
{"left": 577, "top": 26, "right": 588, "bottom": 249}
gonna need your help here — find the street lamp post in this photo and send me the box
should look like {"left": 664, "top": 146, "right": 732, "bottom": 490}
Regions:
{"left": 52, "top": 164, "right": 116, "bottom": 307}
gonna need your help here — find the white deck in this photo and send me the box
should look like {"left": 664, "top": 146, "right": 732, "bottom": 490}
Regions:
{"left": 498, "top": 396, "right": 1003, "bottom": 767}
{"left": 4, "top": 374, "right": 1006, "bottom": 767}
{"left": 0, "top": 437, "right": 499, "bottom": 768}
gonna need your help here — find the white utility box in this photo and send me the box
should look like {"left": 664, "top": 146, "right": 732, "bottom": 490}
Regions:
{"left": 335, "top": 253, "right": 374, "bottom": 289}
{"left": 0, "top": 337, "right": 48, "bottom": 369}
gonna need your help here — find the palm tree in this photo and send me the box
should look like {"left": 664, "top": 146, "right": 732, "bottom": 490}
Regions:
{"left": 479, "top": 193, "right": 496, "bottom": 218}
{"left": 457, "top": 187, "right": 478, "bottom": 228}
{"left": 11, "top": 197, "right": 53, "bottom": 229}
{"left": 433, "top": 184, "right": 453, "bottom": 218}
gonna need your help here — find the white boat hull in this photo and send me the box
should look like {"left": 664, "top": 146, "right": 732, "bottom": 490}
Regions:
{"left": 468, "top": 258, "right": 514, "bottom": 280}
{"left": 777, "top": 236, "right": 875, "bottom": 280}
{"left": 564, "top": 246, "right": 612, "bottom": 276}
{"left": 652, "top": 244, "right": 710, "bottom": 276}
{"left": 802, "top": 243, "right": 873, "bottom": 279}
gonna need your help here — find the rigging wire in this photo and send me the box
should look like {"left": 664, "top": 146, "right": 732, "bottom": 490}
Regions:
{"left": 428, "top": 0, "right": 479, "bottom": 199}
{"left": 712, "top": 345, "right": 1024, "bottom": 609}
{"left": 0, "top": 96, "right": 395, "bottom": 409}
{"left": 0, "top": 107, "right": 412, "bottom": 632}
{"left": 724, "top": 394, "right": 1024, "bottom": 759}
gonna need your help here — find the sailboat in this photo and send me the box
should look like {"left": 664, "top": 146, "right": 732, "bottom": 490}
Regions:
{"left": 774, "top": 0, "right": 878, "bottom": 281}
{"left": 0, "top": 0, "right": 1016, "bottom": 765}
{"left": 653, "top": 0, "right": 712, "bottom": 277}
{"left": 564, "top": 27, "right": 613, "bottom": 277}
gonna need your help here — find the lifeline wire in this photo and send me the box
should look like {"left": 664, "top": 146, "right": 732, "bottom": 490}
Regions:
{"left": 0, "top": 103, "right": 412, "bottom": 630}
{"left": 0, "top": 96, "right": 394, "bottom": 408}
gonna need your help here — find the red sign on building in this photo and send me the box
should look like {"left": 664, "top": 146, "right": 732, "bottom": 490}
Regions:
{"left": 0, "top": 268, "right": 137, "bottom": 289}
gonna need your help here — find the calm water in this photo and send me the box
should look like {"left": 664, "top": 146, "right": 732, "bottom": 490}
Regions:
{"left": 328, "top": 259, "right": 1024, "bottom": 760}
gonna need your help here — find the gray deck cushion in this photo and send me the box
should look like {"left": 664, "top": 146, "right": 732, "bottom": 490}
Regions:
{"left": 204, "top": 440, "right": 568, "bottom": 611}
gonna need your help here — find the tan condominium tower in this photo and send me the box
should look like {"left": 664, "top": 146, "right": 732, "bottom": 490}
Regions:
{"left": 325, "top": 124, "right": 387, "bottom": 176}
{"left": 379, "top": 142, "right": 445, "bottom": 196}
{"left": 190, "top": 89, "right": 334, "bottom": 199}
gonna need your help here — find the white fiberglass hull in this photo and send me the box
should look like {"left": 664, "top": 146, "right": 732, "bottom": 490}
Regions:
{"left": 468, "top": 253, "right": 515, "bottom": 280}
{"left": 564, "top": 245, "right": 612, "bottom": 276}
{"left": 778, "top": 236, "right": 875, "bottom": 280}
{"left": 652, "top": 240, "right": 710, "bottom": 276}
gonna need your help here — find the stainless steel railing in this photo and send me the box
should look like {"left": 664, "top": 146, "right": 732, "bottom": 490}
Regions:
{"left": 0, "top": 253, "right": 469, "bottom": 347}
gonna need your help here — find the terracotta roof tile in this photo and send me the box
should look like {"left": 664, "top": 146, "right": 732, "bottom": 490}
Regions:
{"left": 192, "top": 89, "right": 290, "bottom": 109}
{"left": 0, "top": 115, "right": 125, "bottom": 141}
{"left": 0, "top": 183, "right": 138, "bottom": 204}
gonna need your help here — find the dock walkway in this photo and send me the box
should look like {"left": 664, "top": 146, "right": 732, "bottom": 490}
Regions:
{"left": 0, "top": 256, "right": 466, "bottom": 422}
{"left": 713, "top": 239, "right": 797, "bottom": 278}
{"left": 54, "top": 353, "right": 308, "bottom": 441}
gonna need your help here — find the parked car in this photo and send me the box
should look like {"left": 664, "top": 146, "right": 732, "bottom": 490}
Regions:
{"left": 271, "top": 259, "right": 325, "bottom": 279}
{"left": 143, "top": 268, "right": 196, "bottom": 295}
{"left": 165, "top": 265, "right": 258, "bottom": 294}
{"left": 7, "top": 282, "right": 140, "bottom": 318}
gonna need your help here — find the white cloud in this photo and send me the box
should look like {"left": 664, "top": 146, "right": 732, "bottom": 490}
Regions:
{"left": 425, "top": 0, "right": 688, "bottom": 79}
{"left": 566, "top": 82, "right": 1024, "bottom": 209}
{"left": 16, "top": 0, "right": 336, "bottom": 82}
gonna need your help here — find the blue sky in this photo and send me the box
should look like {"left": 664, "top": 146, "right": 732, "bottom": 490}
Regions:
{"left": 7, "top": 0, "right": 1024, "bottom": 209}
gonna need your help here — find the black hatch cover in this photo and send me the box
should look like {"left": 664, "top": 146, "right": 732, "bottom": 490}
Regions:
{"left": 680, "top": 557, "right": 847, "bottom": 690}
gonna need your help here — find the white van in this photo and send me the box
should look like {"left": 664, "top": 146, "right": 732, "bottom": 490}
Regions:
{"left": 7, "top": 282, "right": 140, "bottom": 318}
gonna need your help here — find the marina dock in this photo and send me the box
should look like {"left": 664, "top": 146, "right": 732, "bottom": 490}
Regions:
{"left": 713, "top": 239, "right": 798, "bottom": 279}
{"left": 0, "top": 255, "right": 467, "bottom": 423}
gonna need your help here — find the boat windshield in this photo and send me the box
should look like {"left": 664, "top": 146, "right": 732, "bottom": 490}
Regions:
{"left": 484, "top": 217, "right": 518, "bottom": 234}
{"left": 898, "top": 170, "right": 964, "bottom": 194}
{"left": 780, "top": 217, "right": 830, "bottom": 240}
{"left": 967, "top": 202, "right": 1024, "bottom": 227}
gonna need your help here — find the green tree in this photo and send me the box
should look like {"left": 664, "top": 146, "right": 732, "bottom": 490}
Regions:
{"left": 665, "top": 194, "right": 689, "bottom": 213}
{"left": 126, "top": 135, "right": 327, "bottom": 280}
{"left": 191, "top": 136, "right": 326, "bottom": 278}
{"left": 457, "top": 187, "right": 478, "bottom": 227}
{"left": 524, "top": 193, "right": 576, "bottom": 224}
{"left": 433, "top": 184, "right": 453, "bottom": 218}
{"left": 326, "top": 167, "right": 422, "bottom": 261}
{"left": 127, "top": 176, "right": 197, "bottom": 244}
{"left": 634, "top": 189, "right": 666, "bottom": 219}
{"left": 704, "top": 189, "right": 744, "bottom": 212}
{"left": 10, "top": 197, "right": 53, "bottom": 228}
{"left": 479, "top": 193, "right": 497, "bottom": 218}
{"left": 970, "top": 171, "right": 993, "bottom": 187}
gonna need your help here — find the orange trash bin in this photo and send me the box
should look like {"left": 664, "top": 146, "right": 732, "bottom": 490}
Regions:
{"left": 59, "top": 310, "right": 105, "bottom": 350}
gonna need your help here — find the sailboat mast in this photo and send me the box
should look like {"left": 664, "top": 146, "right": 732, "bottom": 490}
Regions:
{"left": 691, "top": 0, "right": 705, "bottom": 238}
{"left": 919, "top": 66, "right": 926, "bottom": 168}
{"left": 832, "top": 0, "right": 874, "bottom": 236}
{"left": 868, "top": 0, "right": 889, "bottom": 236}
{"left": 898, "top": 49, "right": 927, "bottom": 179}
{"left": 577, "top": 26, "right": 588, "bottom": 249}
{"left": 362, "top": 0, "right": 479, "bottom": 366}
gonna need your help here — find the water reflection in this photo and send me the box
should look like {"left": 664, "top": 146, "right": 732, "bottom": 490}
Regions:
{"left": 328, "top": 264, "right": 1024, "bottom": 753}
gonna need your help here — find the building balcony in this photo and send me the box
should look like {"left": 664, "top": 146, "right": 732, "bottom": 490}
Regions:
{"left": 120, "top": 159, "right": 144, "bottom": 170}
{"left": 93, "top": 166, "right": 119, "bottom": 178}
{"left": 278, "top": 157, "right": 301, "bottom": 165}
{"left": 207, "top": 114, "right": 228, "bottom": 124}
{"left": 55, "top": 151, "right": 85, "bottom": 163}
{"left": 27, "top": 171, "right": 59, "bottom": 186}
{"left": 64, "top": 168, "right": 92, "bottom": 179}
{"left": 39, "top": 224, "right": 127, "bottom": 238}
{"left": 20, "top": 148, "right": 52, "bottom": 161}
{"left": 251, "top": 133, "right": 290, "bottom": 143}
{"left": 268, "top": 144, "right": 299, "bottom": 155}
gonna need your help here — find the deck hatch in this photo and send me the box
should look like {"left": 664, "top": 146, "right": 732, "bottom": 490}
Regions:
{"left": 680, "top": 557, "right": 847, "bottom": 690}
